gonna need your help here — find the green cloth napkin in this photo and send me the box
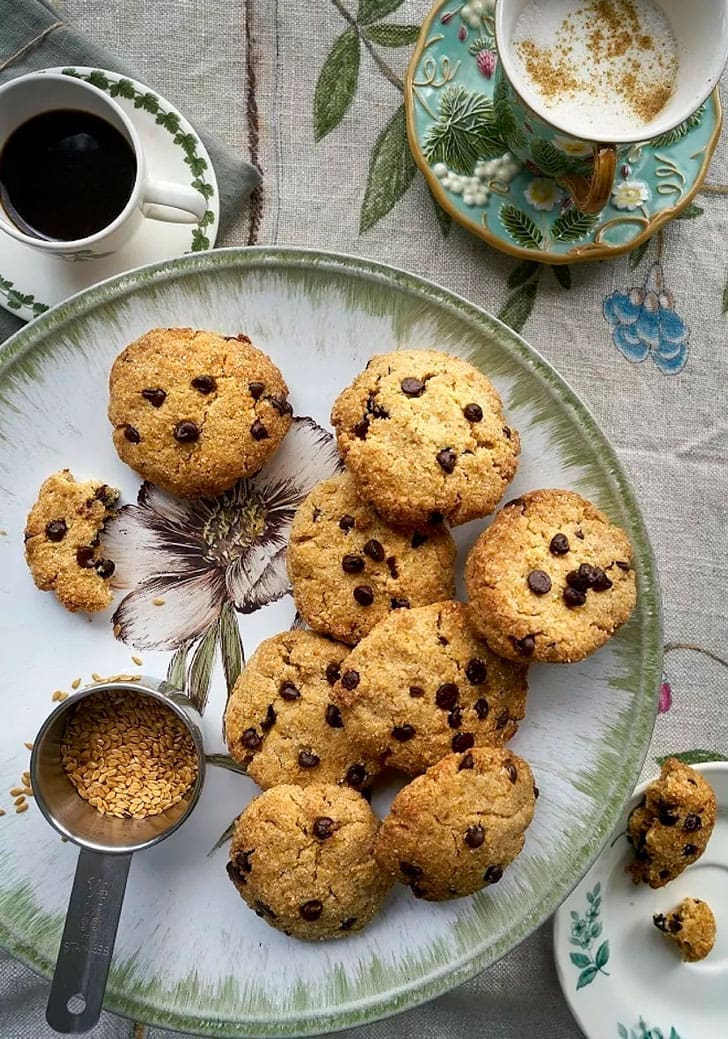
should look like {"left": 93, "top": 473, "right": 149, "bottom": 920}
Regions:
{"left": 0, "top": 0, "right": 260, "bottom": 343}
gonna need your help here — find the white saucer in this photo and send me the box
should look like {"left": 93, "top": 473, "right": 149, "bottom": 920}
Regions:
{"left": 554, "top": 761, "right": 728, "bottom": 1039}
{"left": 0, "top": 67, "right": 219, "bottom": 322}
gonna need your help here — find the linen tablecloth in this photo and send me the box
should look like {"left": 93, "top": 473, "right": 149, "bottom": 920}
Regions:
{"left": 1, "top": 2, "right": 726, "bottom": 1037}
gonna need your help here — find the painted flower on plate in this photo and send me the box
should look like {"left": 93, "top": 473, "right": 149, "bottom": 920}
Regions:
{"left": 603, "top": 263, "right": 690, "bottom": 374}
{"left": 524, "top": 177, "right": 563, "bottom": 211}
{"left": 570, "top": 918, "right": 592, "bottom": 947}
{"left": 612, "top": 179, "right": 649, "bottom": 211}
{"left": 106, "top": 416, "right": 342, "bottom": 651}
{"left": 476, "top": 49, "right": 498, "bottom": 77}
{"left": 552, "top": 135, "right": 593, "bottom": 159}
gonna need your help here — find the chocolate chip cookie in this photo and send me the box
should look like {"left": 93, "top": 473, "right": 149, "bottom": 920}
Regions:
{"left": 465, "top": 489, "right": 637, "bottom": 663}
{"left": 627, "top": 758, "right": 717, "bottom": 887}
{"left": 330, "top": 350, "right": 520, "bottom": 527}
{"left": 227, "top": 783, "right": 392, "bottom": 940}
{"left": 653, "top": 898, "right": 716, "bottom": 962}
{"left": 287, "top": 471, "right": 456, "bottom": 644}
{"left": 224, "top": 630, "right": 381, "bottom": 791}
{"left": 374, "top": 747, "right": 536, "bottom": 900}
{"left": 108, "top": 327, "right": 292, "bottom": 498}
{"left": 24, "top": 469, "right": 119, "bottom": 612}
{"left": 332, "top": 601, "right": 528, "bottom": 776}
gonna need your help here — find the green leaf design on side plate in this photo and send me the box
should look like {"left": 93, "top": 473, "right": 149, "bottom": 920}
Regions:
{"left": 551, "top": 209, "right": 599, "bottom": 243}
{"left": 656, "top": 749, "right": 728, "bottom": 766}
{"left": 498, "top": 277, "right": 539, "bottom": 333}
{"left": 191, "top": 228, "right": 211, "bottom": 252}
{"left": 507, "top": 259, "right": 540, "bottom": 290}
{"left": 530, "top": 138, "right": 570, "bottom": 177}
{"left": 576, "top": 965, "right": 599, "bottom": 989}
{"left": 313, "top": 29, "right": 361, "bottom": 142}
{"left": 594, "top": 940, "right": 609, "bottom": 969}
{"left": 87, "top": 69, "right": 110, "bottom": 90}
{"left": 551, "top": 264, "right": 572, "bottom": 289}
{"left": 500, "top": 204, "right": 544, "bottom": 249}
{"left": 629, "top": 239, "right": 651, "bottom": 270}
{"left": 618, "top": 1025, "right": 629, "bottom": 1039}
{"left": 569, "top": 952, "right": 591, "bottom": 968}
{"left": 187, "top": 623, "right": 218, "bottom": 714}
{"left": 423, "top": 85, "right": 504, "bottom": 174}
{"left": 360, "top": 104, "right": 416, "bottom": 232}
{"left": 357, "top": 0, "right": 405, "bottom": 25}
{"left": 364, "top": 23, "right": 420, "bottom": 46}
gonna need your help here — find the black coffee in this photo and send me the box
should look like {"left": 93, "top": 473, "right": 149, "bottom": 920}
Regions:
{"left": 0, "top": 109, "right": 136, "bottom": 241}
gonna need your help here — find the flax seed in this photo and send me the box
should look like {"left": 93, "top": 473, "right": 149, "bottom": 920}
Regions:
{"left": 132, "top": 655, "right": 143, "bottom": 666}
{"left": 24, "top": 742, "right": 33, "bottom": 750}
{"left": 152, "top": 597, "right": 166, "bottom": 606}
{"left": 15, "top": 803, "right": 28, "bottom": 814}
{"left": 71, "top": 678, "right": 82, "bottom": 689}
{"left": 14, "top": 795, "right": 25, "bottom": 806}
{"left": 9, "top": 788, "right": 24, "bottom": 797}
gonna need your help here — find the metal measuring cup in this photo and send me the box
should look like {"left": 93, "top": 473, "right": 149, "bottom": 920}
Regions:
{"left": 30, "top": 677, "right": 205, "bottom": 1034}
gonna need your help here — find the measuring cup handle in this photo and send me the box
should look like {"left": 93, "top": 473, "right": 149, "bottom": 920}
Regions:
{"left": 46, "top": 848, "right": 132, "bottom": 1034}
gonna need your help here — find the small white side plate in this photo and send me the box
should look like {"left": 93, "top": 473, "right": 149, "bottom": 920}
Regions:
{"left": 554, "top": 761, "right": 728, "bottom": 1039}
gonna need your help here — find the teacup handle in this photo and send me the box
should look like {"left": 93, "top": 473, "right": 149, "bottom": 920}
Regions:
{"left": 141, "top": 178, "right": 208, "bottom": 224}
{"left": 558, "top": 144, "right": 617, "bottom": 216}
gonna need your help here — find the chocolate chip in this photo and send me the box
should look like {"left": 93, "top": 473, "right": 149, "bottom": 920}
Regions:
{"left": 533, "top": 786, "right": 540, "bottom": 799}
{"left": 511, "top": 634, "right": 535, "bottom": 656}
{"left": 269, "top": 395, "right": 293, "bottom": 416}
{"left": 234, "top": 849, "right": 254, "bottom": 874}
{"left": 401, "top": 377, "right": 425, "bottom": 397}
{"left": 495, "top": 710, "right": 510, "bottom": 729}
{"left": 387, "top": 556, "right": 399, "bottom": 579}
{"left": 339, "top": 514, "right": 356, "bottom": 532}
{"left": 298, "top": 749, "right": 320, "bottom": 769}
{"left": 474, "top": 698, "right": 489, "bottom": 720}
{"left": 248, "top": 381, "right": 265, "bottom": 400}
{"left": 435, "top": 683, "right": 459, "bottom": 710}
{"left": 123, "top": 425, "right": 141, "bottom": 444}
{"left": 527, "top": 570, "right": 552, "bottom": 595}
{"left": 409, "top": 685, "right": 425, "bottom": 698}
{"left": 411, "top": 533, "right": 428, "bottom": 548}
{"left": 96, "top": 559, "right": 115, "bottom": 579}
{"left": 505, "top": 497, "right": 524, "bottom": 509}
{"left": 615, "top": 560, "right": 631, "bottom": 571}
{"left": 191, "top": 375, "right": 216, "bottom": 394}
{"left": 400, "top": 861, "right": 423, "bottom": 880}
{"left": 437, "top": 635, "right": 449, "bottom": 646}
{"left": 254, "top": 901, "right": 277, "bottom": 920}
{"left": 94, "top": 485, "right": 112, "bottom": 504}
{"left": 250, "top": 419, "right": 269, "bottom": 441}
{"left": 392, "top": 724, "right": 416, "bottom": 742}
{"left": 463, "top": 403, "right": 483, "bottom": 422}
{"left": 448, "top": 707, "right": 463, "bottom": 729}
{"left": 353, "top": 417, "right": 370, "bottom": 439}
{"left": 226, "top": 860, "right": 246, "bottom": 885}
{"left": 668, "top": 916, "right": 683, "bottom": 933}
{"left": 452, "top": 732, "right": 475, "bottom": 752}
{"left": 503, "top": 426, "right": 512, "bottom": 439}
{"left": 653, "top": 912, "right": 667, "bottom": 932}
{"left": 345, "top": 763, "right": 367, "bottom": 788}
{"left": 173, "top": 420, "right": 200, "bottom": 443}
{"left": 312, "top": 507, "right": 321, "bottom": 523}
{"left": 325, "top": 704, "right": 343, "bottom": 728}
{"left": 436, "top": 448, "right": 457, "bottom": 473}
{"left": 280, "top": 681, "right": 300, "bottom": 701}
{"left": 313, "top": 817, "right": 335, "bottom": 840}
{"left": 45, "top": 519, "right": 67, "bottom": 542}
{"left": 429, "top": 511, "right": 445, "bottom": 525}
{"left": 575, "top": 529, "right": 585, "bottom": 540}
{"left": 363, "top": 539, "right": 385, "bottom": 562}
{"left": 658, "top": 803, "right": 679, "bottom": 826}
{"left": 241, "top": 728, "right": 262, "bottom": 750}
{"left": 300, "top": 900, "right": 323, "bottom": 921}
{"left": 465, "top": 825, "right": 485, "bottom": 848}
{"left": 366, "top": 396, "right": 389, "bottom": 419}
{"left": 76, "top": 546, "right": 96, "bottom": 568}
{"left": 466, "top": 658, "right": 488, "bottom": 685}
{"left": 683, "top": 813, "right": 702, "bottom": 832}
{"left": 682, "top": 843, "right": 698, "bottom": 857}
{"left": 483, "top": 864, "right": 503, "bottom": 884}
{"left": 569, "top": 563, "right": 600, "bottom": 591}
{"left": 260, "top": 704, "right": 277, "bottom": 731}
{"left": 340, "top": 917, "right": 357, "bottom": 931}
{"left": 353, "top": 585, "right": 374, "bottom": 606}
{"left": 142, "top": 387, "right": 166, "bottom": 407}
{"left": 591, "top": 567, "right": 613, "bottom": 592}
{"left": 391, "top": 597, "right": 410, "bottom": 609}
{"left": 549, "top": 533, "right": 570, "bottom": 556}
{"left": 563, "top": 586, "right": 587, "bottom": 608}
{"left": 458, "top": 752, "right": 475, "bottom": 770}
{"left": 342, "top": 554, "right": 365, "bottom": 574}
{"left": 504, "top": 762, "right": 517, "bottom": 783}
{"left": 659, "top": 869, "right": 670, "bottom": 879}
{"left": 325, "top": 663, "right": 341, "bottom": 686}
{"left": 341, "top": 669, "right": 360, "bottom": 690}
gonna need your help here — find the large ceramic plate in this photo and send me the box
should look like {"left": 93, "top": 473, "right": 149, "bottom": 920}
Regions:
{"left": 0, "top": 248, "right": 661, "bottom": 1037}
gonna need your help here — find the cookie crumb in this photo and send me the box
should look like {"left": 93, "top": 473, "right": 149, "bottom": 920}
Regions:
{"left": 653, "top": 897, "right": 716, "bottom": 961}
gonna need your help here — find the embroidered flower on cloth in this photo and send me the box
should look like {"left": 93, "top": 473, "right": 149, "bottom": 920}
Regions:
{"left": 603, "top": 263, "right": 690, "bottom": 374}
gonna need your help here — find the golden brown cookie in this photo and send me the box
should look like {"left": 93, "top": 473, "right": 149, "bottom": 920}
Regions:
{"left": 465, "top": 489, "right": 637, "bottom": 663}
{"left": 374, "top": 747, "right": 536, "bottom": 900}
{"left": 330, "top": 349, "right": 519, "bottom": 527}
{"left": 287, "top": 471, "right": 456, "bottom": 644}
{"left": 227, "top": 783, "right": 392, "bottom": 940}
{"left": 332, "top": 601, "right": 528, "bottom": 776}
{"left": 224, "top": 630, "right": 381, "bottom": 791}
{"left": 653, "top": 898, "right": 716, "bottom": 962}
{"left": 24, "top": 469, "right": 119, "bottom": 612}
{"left": 627, "top": 758, "right": 717, "bottom": 887}
{"left": 108, "top": 327, "right": 292, "bottom": 498}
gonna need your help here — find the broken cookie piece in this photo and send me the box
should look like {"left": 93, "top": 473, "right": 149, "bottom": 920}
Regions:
{"left": 654, "top": 897, "right": 716, "bottom": 962}
{"left": 24, "top": 469, "right": 119, "bottom": 612}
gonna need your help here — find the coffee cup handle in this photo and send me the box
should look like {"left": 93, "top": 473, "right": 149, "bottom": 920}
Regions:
{"left": 141, "top": 178, "right": 208, "bottom": 223}
{"left": 557, "top": 145, "right": 617, "bottom": 216}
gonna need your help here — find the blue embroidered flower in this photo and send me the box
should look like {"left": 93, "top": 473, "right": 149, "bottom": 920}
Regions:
{"left": 603, "top": 263, "right": 689, "bottom": 374}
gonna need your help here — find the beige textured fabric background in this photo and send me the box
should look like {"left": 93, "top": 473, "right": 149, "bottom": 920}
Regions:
{"left": 1, "top": 1, "right": 727, "bottom": 1037}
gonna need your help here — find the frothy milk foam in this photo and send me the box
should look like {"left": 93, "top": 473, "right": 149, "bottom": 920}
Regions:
{"left": 512, "top": 0, "right": 678, "bottom": 137}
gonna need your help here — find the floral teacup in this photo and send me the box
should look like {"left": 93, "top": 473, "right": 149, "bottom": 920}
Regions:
{"left": 494, "top": 0, "right": 728, "bottom": 214}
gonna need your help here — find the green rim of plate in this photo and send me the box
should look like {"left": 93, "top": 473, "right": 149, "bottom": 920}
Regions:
{"left": 0, "top": 247, "right": 662, "bottom": 1037}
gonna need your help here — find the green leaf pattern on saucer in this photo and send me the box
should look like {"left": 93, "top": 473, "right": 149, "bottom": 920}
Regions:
{"left": 618, "top": 1020, "right": 682, "bottom": 1039}
{"left": 568, "top": 882, "right": 610, "bottom": 990}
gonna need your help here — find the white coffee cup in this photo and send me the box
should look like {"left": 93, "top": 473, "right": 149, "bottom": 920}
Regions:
{"left": 0, "top": 71, "right": 207, "bottom": 261}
